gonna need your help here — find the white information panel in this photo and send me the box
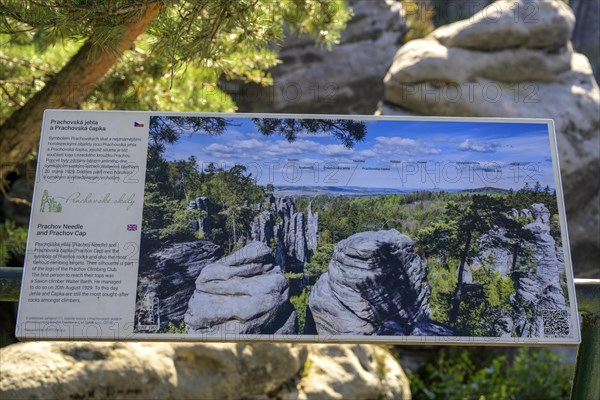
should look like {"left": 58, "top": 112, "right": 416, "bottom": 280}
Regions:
{"left": 17, "top": 110, "right": 580, "bottom": 345}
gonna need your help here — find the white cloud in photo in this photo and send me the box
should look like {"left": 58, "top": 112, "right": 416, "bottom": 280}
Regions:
{"left": 458, "top": 139, "right": 501, "bottom": 153}
{"left": 373, "top": 137, "right": 442, "bottom": 156}
{"left": 358, "top": 149, "right": 376, "bottom": 158}
{"left": 202, "top": 138, "right": 366, "bottom": 161}
{"left": 317, "top": 144, "right": 354, "bottom": 156}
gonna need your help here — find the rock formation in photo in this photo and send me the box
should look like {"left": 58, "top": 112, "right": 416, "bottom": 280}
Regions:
{"left": 472, "top": 203, "right": 570, "bottom": 337}
{"left": 135, "top": 241, "right": 222, "bottom": 331}
{"left": 185, "top": 242, "right": 297, "bottom": 335}
{"left": 512, "top": 204, "right": 569, "bottom": 337}
{"left": 275, "top": 196, "right": 308, "bottom": 272}
{"left": 307, "top": 201, "right": 319, "bottom": 252}
{"left": 249, "top": 195, "right": 318, "bottom": 272}
{"left": 187, "top": 196, "right": 212, "bottom": 237}
{"left": 307, "top": 229, "right": 453, "bottom": 336}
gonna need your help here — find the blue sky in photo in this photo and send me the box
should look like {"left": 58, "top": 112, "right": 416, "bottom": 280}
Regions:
{"left": 161, "top": 117, "right": 555, "bottom": 191}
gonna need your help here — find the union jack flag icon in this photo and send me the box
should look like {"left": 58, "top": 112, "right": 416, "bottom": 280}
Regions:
{"left": 127, "top": 224, "right": 138, "bottom": 231}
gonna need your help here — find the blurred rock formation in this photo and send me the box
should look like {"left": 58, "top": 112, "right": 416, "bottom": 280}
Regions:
{"left": 221, "top": 0, "right": 408, "bottom": 114}
{"left": 0, "top": 341, "right": 411, "bottom": 400}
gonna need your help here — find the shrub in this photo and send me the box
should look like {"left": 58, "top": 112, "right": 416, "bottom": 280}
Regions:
{"left": 290, "top": 287, "right": 311, "bottom": 333}
{"left": 407, "top": 347, "right": 573, "bottom": 400}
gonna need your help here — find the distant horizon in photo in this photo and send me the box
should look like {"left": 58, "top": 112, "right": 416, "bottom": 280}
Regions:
{"left": 159, "top": 117, "right": 555, "bottom": 191}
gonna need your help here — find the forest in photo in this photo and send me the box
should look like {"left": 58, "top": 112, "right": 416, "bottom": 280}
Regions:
{"left": 134, "top": 116, "right": 572, "bottom": 340}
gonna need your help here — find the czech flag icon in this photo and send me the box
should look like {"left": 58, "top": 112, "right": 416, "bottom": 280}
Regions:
{"left": 134, "top": 121, "right": 145, "bottom": 127}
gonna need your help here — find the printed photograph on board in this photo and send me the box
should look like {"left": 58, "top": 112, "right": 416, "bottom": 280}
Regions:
{"left": 134, "top": 115, "right": 575, "bottom": 341}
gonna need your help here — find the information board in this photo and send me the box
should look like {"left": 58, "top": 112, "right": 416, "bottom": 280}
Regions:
{"left": 17, "top": 110, "right": 580, "bottom": 345}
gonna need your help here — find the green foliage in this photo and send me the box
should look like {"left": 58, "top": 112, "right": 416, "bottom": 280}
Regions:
{"left": 559, "top": 270, "right": 569, "bottom": 303}
{"left": 300, "top": 358, "right": 313, "bottom": 378}
{"left": 142, "top": 161, "right": 267, "bottom": 253}
{"left": 508, "top": 182, "right": 558, "bottom": 216}
{"left": 141, "top": 183, "right": 174, "bottom": 231}
{"left": 314, "top": 191, "right": 450, "bottom": 245}
{"left": 290, "top": 287, "right": 311, "bottom": 333}
{"left": 163, "top": 320, "right": 187, "bottom": 334}
{"left": 0, "top": 220, "right": 27, "bottom": 265}
{"left": 408, "top": 348, "right": 573, "bottom": 400}
{"left": 304, "top": 242, "right": 334, "bottom": 276}
{"left": 0, "top": 1, "right": 351, "bottom": 123}
{"left": 416, "top": 195, "right": 513, "bottom": 325}
{"left": 473, "top": 263, "right": 515, "bottom": 310}
{"left": 285, "top": 272, "right": 304, "bottom": 280}
{"left": 268, "top": 236, "right": 277, "bottom": 253}
{"left": 452, "top": 262, "right": 517, "bottom": 337}
{"left": 160, "top": 205, "right": 201, "bottom": 242}
{"left": 401, "top": 0, "right": 435, "bottom": 40}
{"left": 550, "top": 213, "right": 563, "bottom": 246}
{"left": 427, "top": 257, "right": 457, "bottom": 324}
{"left": 252, "top": 118, "right": 366, "bottom": 147}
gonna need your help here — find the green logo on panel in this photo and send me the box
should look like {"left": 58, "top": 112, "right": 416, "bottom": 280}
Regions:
{"left": 40, "top": 190, "right": 63, "bottom": 213}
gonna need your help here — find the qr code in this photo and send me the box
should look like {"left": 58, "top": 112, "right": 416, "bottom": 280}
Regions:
{"left": 542, "top": 309, "right": 570, "bottom": 337}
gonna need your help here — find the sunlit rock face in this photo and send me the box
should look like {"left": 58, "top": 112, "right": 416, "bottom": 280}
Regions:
{"left": 379, "top": 0, "right": 600, "bottom": 278}
{"left": 0, "top": 342, "right": 411, "bottom": 400}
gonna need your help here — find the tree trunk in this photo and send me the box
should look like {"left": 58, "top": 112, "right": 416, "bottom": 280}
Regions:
{"left": 449, "top": 231, "right": 472, "bottom": 325}
{"left": 0, "top": 3, "right": 162, "bottom": 179}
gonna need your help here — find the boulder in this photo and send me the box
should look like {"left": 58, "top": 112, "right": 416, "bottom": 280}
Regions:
{"left": 0, "top": 341, "right": 411, "bottom": 399}
{"left": 185, "top": 242, "right": 297, "bottom": 335}
{"left": 298, "top": 344, "right": 412, "bottom": 400}
{"left": 431, "top": 0, "right": 574, "bottom": 51}
{"left": 135, "top": 241, "right": 222, "bottom": 331}
{"left": 221, "top": 0, "right": 407, "bottom": 115}
{"left": 308, "top": 229, "right": 452, "bottom": 336}
{"left": 380, "top": 0, "right": 600, "bottom": 278}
